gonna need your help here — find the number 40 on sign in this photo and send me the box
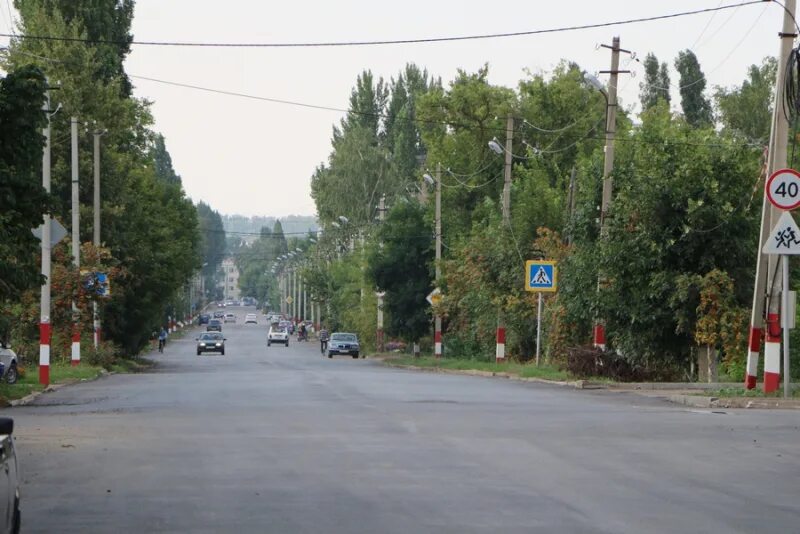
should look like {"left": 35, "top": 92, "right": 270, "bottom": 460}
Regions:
{"left": 766, "top": 168, "right": 800, "bottom": 211}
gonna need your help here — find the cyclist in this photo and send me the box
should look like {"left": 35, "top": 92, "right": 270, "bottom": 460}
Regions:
{"left": 319, "top": 327, "right": 329, "bottom": 354}
{"left": 158, "top": 327, "right": 168, "bottom": 353}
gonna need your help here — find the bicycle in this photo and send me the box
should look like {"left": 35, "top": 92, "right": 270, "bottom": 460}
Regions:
{"left": 320, "top": 339, "right": 328, "bottom": 354}
{"left": 158, "top": 338, "right": 165, "bottom": 353}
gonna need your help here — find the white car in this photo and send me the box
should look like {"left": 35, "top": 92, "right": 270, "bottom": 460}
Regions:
{"left": 245, "top": 313, "right": 257, "bottom": 324}
{"left": 0, "top": 345, "right": 19, "bottom": 384}
{"left": 268, "top": 327, "right": 289, "bottom": 347}
{"left": 224, "top": 313, "right": 237, "bottom": 324}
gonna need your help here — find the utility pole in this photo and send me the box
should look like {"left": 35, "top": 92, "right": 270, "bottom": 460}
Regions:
{"left": 92, "top": 129, "right": 104, "bottom": 350}
{"left": 593, "top": 36, "right": 628, "bottom": 351}
{"left": 39, "top": 89, "right": 53, "bottom": 386}
{"left": 567, "top": 167, "right": 577, "bottom": 245}
{"left": 434, "top": 164, "right": 443, "bottom": 359}
{"left": 71, "top": 117, "right": 81, "bottom": 367}
{"left": 746, "top": 0, "right": 797, "bottom": 392}
{"left": 496, "top": 114, "right": 514, "bottom": 363}
{"left": 376, "top": 194, "right": 386, "bottom": 353}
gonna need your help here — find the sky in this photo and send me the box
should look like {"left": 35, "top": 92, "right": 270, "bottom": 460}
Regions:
{"left": 1, "top": 0, "right": 789, "bottom": 217}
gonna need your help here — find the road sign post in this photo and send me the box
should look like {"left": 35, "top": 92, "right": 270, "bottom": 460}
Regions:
{"left": 762, "top": 210, "right": 800, "bottom": 397}
{"left": 525, "top": 260, "right": 558, "bottom": 366}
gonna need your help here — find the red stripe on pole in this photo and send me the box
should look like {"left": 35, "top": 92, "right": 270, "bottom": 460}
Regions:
{"left": 764, "top": 371, "right": 780, "bottom": 392}
{"left": 496, "top": 327, "right": 505, "bottom": 344}
{"left": 72, "top": 328, "right": 80, "bottom": 343}
{"left": 745, "top": 375, "right": 757, "bottom": 389}
{"left": 748, "top": 327, "right": 762, "bottom": 352}
{"left": 766, "top": 313, "right": 781, "bottom": 342}
{"left": 39, "top": 364, "right": 49, "bottom": 386}
{"left": 593, "top": 324, "right": 606, "bottom": 346}
{"left": 40, "top": 322, "right": 51, "bottom": 344}
{"left": 434, "top": 331, "right": 442, "bottom": 343}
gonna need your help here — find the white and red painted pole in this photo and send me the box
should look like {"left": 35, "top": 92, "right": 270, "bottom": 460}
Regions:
{"left": 434, "top": 164, "right": 443, "bottom": 359}
{"left": 39, "top": 89, "right": 52, "bottom": 386}
{"left": 745, "top": 326, "right": 761, "bottom": 390}
{"left": 764, "top": 313, "right": 781, "bottom": 393}
{"left": 495, "top": 325, "right": 506, "bottom": 363}
{"left": 434, "top": 328, "right": 442, "bottom": 359}
{"left": 70, "top": 117, "right": 81, "bottom": 367}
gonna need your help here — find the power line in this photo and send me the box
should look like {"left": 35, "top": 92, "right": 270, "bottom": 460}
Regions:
{"left": 0, "top": 2, "right": 766, "bottom": 48}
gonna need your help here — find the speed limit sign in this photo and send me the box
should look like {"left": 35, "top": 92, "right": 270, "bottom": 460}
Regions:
{"left": 766, "top": 168, "right": 800, "bottom": 210}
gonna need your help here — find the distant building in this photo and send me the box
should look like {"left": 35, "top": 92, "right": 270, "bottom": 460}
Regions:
{"left": 220, "top": 257, "right": 241, "bottom": 301}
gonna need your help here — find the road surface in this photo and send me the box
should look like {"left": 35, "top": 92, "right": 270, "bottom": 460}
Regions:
{"left": 6, "top": 307, "right": 800, "bottom": 533}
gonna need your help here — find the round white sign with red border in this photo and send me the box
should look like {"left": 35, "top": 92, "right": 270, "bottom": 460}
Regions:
{"left": 766, "top": 168, "right": 800, "bottom": 210}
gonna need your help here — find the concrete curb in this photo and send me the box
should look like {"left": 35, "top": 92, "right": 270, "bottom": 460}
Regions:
{"left": 381, "top": 361, "right": 800, "bottom": 408}
{"left": 8, "top": 369, "right": 111, "bottom": 407}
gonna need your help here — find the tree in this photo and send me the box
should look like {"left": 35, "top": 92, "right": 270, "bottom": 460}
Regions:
{"left": 714, "top": 57, "right": 776, "bottom": 143}
{"left": 0, "top": 65, "right": 50, "bottom": 302}
{"left": 675, "top": 50, "right": 713, "bottom": 127}
{"left": 639, "top": 53, "right": 670, "bottom": 111}
{"left": 150, "top": 134, "right": 182, "bottom": 186}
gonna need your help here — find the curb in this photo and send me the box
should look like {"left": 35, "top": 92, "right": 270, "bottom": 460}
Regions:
{"left": 663, "top": 393, "right": 800, "bottom": 410}
{"left": 8, "top": 369, "right": 110, "bottom": 407}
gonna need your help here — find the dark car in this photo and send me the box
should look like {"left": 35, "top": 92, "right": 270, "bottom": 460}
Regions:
{"left": 198, "top": 314, "right": 210, "bottom": 325}
{"left": 327, "top": 332, "right": 360, "bottom": 359}
{"left": 0, "top": 418, "right": 21, "bottom": 533}
{"left": 207, "top": 319, "right": 222, "bottom": 332}
{"left": 213, "top": 311, "right": 224, "bottom": 319}
{"left": 196, "top": 332, "right": 226, "bottom": 355}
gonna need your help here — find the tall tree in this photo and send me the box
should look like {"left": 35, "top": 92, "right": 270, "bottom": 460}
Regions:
{"left": 150, "top": 134, "right": 182, "bottom": 186}
{"left": 0, "top": 65, "right": 50, "bottom": 302}
{"left": 640, "top": 53, "right": 671, "bottom": 111}
{"left": 714, "top": 57, "right": 777, "bottom": 143}
{"left": 675, "top": 50, "right": 713, "bottom": 127}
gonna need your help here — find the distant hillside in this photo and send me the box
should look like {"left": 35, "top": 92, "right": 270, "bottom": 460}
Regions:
{"left": 221, "top": 214, "right": 319, "bottom": 241}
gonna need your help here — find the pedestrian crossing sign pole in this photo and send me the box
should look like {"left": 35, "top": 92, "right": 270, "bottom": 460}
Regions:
{"left": 525, "top": 260, "right": 557, "bottom": 367}
{"left": 525, "top": 260, "right": 557, "bottom": 293}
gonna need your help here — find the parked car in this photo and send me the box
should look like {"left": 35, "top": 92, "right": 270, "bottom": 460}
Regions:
{"left": 0, "top": 344, "right": 19, "bottom": 384}
{"left": 196, "top": 332, "right": 226, "bottom": 355}
{"left": 207, "top": 319, "right": 223, "bottom": 332}
{"left": 224, "top": 313, "right": 237, "bottom": 324}
{"left": 268, "top": 326, "right": 289, "bottom": 347}
{"left": 198, "top": 314, "right": 210, "bottom": 325}
{"left": 0, "top": 418, "right": 20, "bottom": 533}
{"left": 327, "top": 332, "right": 360, "bottom": 359}
{"left": 244, "top": 313, "right": 257, "bottom": 324}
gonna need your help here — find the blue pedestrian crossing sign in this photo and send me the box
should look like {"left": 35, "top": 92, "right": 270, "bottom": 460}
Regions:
{"left": 525, "top": 260, "right": 557, "bottom": 293}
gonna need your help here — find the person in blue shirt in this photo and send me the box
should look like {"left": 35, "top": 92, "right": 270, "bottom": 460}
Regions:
{"left": 158, "top": 327, "right": 168, "bottom": 352}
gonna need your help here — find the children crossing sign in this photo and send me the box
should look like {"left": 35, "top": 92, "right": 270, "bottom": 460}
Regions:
{"left": 525, "top": 260, "right": 557, "bottom": 292}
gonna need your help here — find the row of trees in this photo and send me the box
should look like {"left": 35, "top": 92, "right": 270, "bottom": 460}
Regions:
{"left": 0, "top": 0, "right": 225, "bottom": 362}
{"left": 288, "top": 49, "right": 790, "bottom": 380}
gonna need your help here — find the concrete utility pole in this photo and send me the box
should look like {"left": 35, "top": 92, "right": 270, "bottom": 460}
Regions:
{"left": 746, "top": 0, "right": 797, "bottom": 393}
{"left": 376, "top": 194, "right": 386, "bottom": 353}
{"left": 434, "top": 164, "right": 443, "bottom": 359}
{"left": 496, "top": 114, "right": 514, "bottom": 363}
{"left": 593, "top": 36, "right": 627, "bottom": 351}
{"left": 92, "top": 129, "right": 105, "bottom": 350}
{"left": 39, "top": 89, "right": 53, "bottom": 386}
{"left": 71, "top": 117, "right": 81, "bottom": 367}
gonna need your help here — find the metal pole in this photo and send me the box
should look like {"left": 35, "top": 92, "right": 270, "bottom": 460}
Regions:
{"left": 39, "top": 89, "right": 52, "bottom": 386}
{"left": 71, "top": 117, "right": 81, "bottom": 366}
{"left": 497, "top": 115, "right": 513, "bottom": 363}
{"left": 536, "top": 293, "right": 543, "bottom": 366}
{"left": 783, "top": 255, "right": 791, "bottom": 399}
{"left": 377, "top": 194, "right": 386, "bottom": 352}
{"left": 93, "top": 130, "right": 101, "bottom": 349}
{"left": 435, "top": 163, "right": 442, "bottom": 359}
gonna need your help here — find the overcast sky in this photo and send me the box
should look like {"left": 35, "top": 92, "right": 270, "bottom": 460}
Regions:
{"left": 2, "top": 1, "right": 787, "bottom": 217}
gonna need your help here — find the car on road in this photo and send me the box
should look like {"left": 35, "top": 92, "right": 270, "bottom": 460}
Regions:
{"left": 268, "top": 326, "right": 289, "bottom": 347}
{"left": 327, "top": 332, "right": 360, "bottom": 359}
{"left": 198, "top": 314, "right": 210, "bottom": 325}
{"left": 0, "top": 344, "right": 19, "bottom": 384}
{"left": 213, "top": 311, "right": 224, "bottom": 319}
{"left": 224, "top": 313, "right": 237, "bottom": 324}
{"left": 196, "top": 332, "right": 226, "bottom": 355}
{"left": 244, "top": 313, "right": 257, "bottom": 324}
{"left": 207, "top": 319, "right": 223, "bottom": 332}
{"left": 0, "top": 418, "right": 20, "bottom": 533}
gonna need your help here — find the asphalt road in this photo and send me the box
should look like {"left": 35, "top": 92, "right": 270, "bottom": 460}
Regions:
{"left": 5, "top": 307, "right": 800, "bottom": 533}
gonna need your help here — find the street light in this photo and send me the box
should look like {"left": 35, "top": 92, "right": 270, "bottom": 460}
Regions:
{"left": 488, "top": 138, "right": 503, "bottom": 155}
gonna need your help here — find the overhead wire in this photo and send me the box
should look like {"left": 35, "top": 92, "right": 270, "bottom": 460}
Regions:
{"left": 0, "top": 2, "right": 766, "bottom": 48}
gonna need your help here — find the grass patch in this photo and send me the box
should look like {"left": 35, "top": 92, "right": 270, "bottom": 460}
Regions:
{"left": 0, "top": 363, "right": 106, "bottom": 404}
{"left": 695, "top": 387, "right": 800, "bottom": 399}
{"left": 383, "top": 356, "right": 570, "bottom": 381}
